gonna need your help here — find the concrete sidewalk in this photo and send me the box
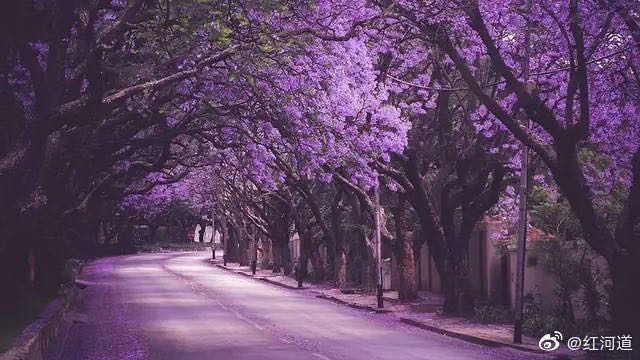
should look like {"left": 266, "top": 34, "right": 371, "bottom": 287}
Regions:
{"left": 214, "top": 260, "right": 584, "bottom": 359}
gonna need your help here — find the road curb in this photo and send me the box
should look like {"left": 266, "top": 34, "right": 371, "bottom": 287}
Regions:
{"left": 259, "top": 277, "right": 307, "bottom": 290}
{"left": 316, "top": 293, "right": 349, "bottom": 305}
{"left": 315, "top": 293, "right": 391, "bottom": 314}
{"left": 399, "top": 318, "right": 545, "bottom": 355}
{"left": 214, "top": 264, "right": 308, "bottom": 290}
{"left": 0, "top": 287, "right": 79, "bottom": 360}
{"left": 215, "top": 264, "right": 234, "bottom": 271}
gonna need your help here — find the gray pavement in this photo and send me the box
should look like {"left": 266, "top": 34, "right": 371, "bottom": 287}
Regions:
{"left": 46, "top": 251, "right": 553, "bottom": 360}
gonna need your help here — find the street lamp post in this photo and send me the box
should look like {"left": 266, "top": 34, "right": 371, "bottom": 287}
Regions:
{"left": 513, "top": 130, "right": 530, "bottom": 344}
{"left": 375, "top": 184, "right": 383, "bottom": 309}
{"left": 514, "top": 0, "right": 533, "bottom": 344}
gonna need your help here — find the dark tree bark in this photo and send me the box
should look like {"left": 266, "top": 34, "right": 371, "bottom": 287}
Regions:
{"left": 238, "top": 217, "right": 249, "bottom": 266}
{"left": 331, "top": 188, "right": 348, "bottom": 288}
{"left": 225, "top": 220, "right": 239, "bottom": 263}
{"left": 269, "top": 199, "right": 292, "bottom": 275}
{"left": 198, "top": 220, "right": 207, "bottom": 242}
{"left": 334, "top": 249, "right": 347, "bottom": 288}
{"left": 441, "top": 254, "right": 474, "bottom": 315}
{"left": 392, "top": 197, "right": 418, "bottom": 302}
{"left": 272, "top": 239, "right": 283, "bottom": 273}
{"left": 309, "top": 241, "right": 326, "bottom": 281}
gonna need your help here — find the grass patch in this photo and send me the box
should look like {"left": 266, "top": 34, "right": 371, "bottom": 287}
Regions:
{"left": 472, "top": 304, "right": 513, "bottom": 324}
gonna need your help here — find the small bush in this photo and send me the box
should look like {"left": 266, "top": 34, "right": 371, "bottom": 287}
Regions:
{"left": 522, "top": 299, "right": 561, "bottom": 338}
{"left": 521, "top": 295, "right": 602, "bottom": 339}
{"left": 472, "top": 305, "right": 512, "bottom": 324}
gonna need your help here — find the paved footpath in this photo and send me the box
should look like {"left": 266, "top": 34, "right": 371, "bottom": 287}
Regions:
{"left": 45, "top": 251, "right": 555, "bottom": 360}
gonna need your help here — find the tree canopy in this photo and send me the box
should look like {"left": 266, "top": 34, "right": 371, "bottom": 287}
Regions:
{"left": 1, "top": 0, "right": 639, "bottom": 337}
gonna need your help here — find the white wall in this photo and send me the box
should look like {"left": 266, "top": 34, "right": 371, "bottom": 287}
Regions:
{"left": 193, "top": 225, "right": 220, "bottom": 243}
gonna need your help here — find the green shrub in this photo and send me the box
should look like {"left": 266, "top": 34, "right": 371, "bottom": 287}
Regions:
{"left": 522, "top": 298, "right": 560, "bottom": 338}
{"left": 521, "top": 294, "right": 602, "bottom": 339}
{"left": 472, "top": 304, "right": 513, "bottom": 324}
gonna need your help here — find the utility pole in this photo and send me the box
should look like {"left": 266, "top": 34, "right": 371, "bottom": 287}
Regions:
{"left": 514, "top": 0, "right": 533, "bottom": 344}
{"left": 375, "top": 184, "right": 384, "bottom": 309}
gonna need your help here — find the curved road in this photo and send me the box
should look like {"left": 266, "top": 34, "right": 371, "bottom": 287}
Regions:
{"left": 46, "top": 252, "right": 552, "bottom": 360}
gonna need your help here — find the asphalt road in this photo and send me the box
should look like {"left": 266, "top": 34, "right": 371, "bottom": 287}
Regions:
{"left": 45, "top": 251, "right": 552, "bottom": 360}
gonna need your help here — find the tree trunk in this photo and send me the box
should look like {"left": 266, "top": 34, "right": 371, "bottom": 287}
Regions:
{"left": 262, "top": 238, "right": 270, "bottom": 268}
{"left": 226, "top": 222, "right": 239, "bottom": 263}
{"left": 221, "top": 217, "right": 229, "bottom": 261}
{"left": 298, "top": 229, "right": 313, "bottom": 282}
{"left": 361, "top": 235, "right": 377, "bottom": 294}
{"left": 251, "top": 237, "right": 258, "bottom": 269}
{"left": 239, "top": 218, "right": 250, "bottom": 266}
{"left": 330, "top": 192, "right": 346, "bottom": 288}
{"left": 310, "top": 244, "right": 325, "bottom": 281}
{"left": 298, "top": 254, "right": 308, "bottom": 283}
{"left": 610, "top": 255, "right": 640, "bottom": 338}
{"left": 442, "top": 255, "right": 474, "bottom": 315}
{"left": 272, "top": 239, "right": 283, "bottom": 273}
{"left": 396, "top": 239, "right": 418, "bottom": 302}
{"left": 335, "top": 248, "right": 347, "bottom": 288}
{"left": 361, "top": 252, "right": 377, "bottom": 294}
{"left": 239, "top": 236, "right": 248, "bottom": 266}
{"left": 393, "top": 198, "right": 418, "bottom": 302}
{"left": 198, "top": 221, "right": 206, "bottom": 242}
{"left": 282, "top": 239, "right": 292, "bottom": 275}
{"left": 271, "top": 217, "right": 290, "bottom": 274}
{"left": 323, "top": 236, "right": 335, "bottom": 282}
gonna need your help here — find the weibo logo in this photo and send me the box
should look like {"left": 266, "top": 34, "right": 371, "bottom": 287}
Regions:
{"left": 538, "top": 331, "right": 563, "bottom": 351}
